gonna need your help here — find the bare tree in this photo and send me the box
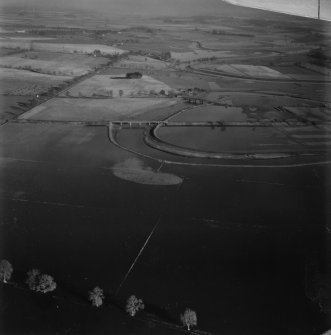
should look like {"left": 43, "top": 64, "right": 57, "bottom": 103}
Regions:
{"left": 126, "top": 295, "right": 144, "bottom": 316}
{"left": 89, "top": 286, "right": 104, "bottom": 307}
{"left": 180, "top": 308, "right": 197, "bottom": 331}
{"left": 0, "top": 260, "right": 13, "bottom": 283}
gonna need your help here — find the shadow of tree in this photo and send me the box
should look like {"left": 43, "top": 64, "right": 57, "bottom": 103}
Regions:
{"left": 143, "top": 301, "right": 178, "bottom": 324}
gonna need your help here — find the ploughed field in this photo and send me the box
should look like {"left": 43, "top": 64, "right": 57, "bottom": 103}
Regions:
{"left": 1, "top": 3, "right": 331, "bottom": 335}
{"left": 0, "top": 68, "right": 72, "bottom": 95}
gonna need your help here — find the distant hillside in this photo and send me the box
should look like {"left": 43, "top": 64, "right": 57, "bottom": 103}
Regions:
{"left": 1, "top": 0, "right": 225, "bottom": 16}
{"left": 2, "top": 0, "right": 331, "bottom": 21}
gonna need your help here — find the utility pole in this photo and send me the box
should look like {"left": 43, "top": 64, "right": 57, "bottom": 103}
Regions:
{"left": 318, "top": 0, "right": 321, "bottom": 19}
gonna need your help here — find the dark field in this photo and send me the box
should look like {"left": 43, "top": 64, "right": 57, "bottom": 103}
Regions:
{"left": 0, "top": 1, "right": 331, "bottom": 334}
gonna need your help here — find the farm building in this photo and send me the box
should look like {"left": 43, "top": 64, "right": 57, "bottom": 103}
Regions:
{"left": 126, "top": 72, "right": 143, "bottom": 79}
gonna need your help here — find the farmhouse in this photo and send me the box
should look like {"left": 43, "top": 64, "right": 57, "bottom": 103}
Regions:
{"left": 183, "top": 93, "right": 204, "bottom": 104}
{"left": 93, "top": 49, "right": 102, "bottom": 57}
{"left": 183, "top": 96, "right": 204, "bottom": 105}
{"left": 126, "top": 72, "right": 143, "bottom": 79}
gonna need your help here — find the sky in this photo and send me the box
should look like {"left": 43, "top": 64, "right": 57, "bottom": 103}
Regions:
{"left": 224, "top": 0, "right": 331, "bottom": 20}
{"left": 1, "top": 0, "right": 331, "bottom": 20}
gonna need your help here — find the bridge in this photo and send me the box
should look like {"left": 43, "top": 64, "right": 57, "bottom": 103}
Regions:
{"left": 10, "top": 119, "right": 324, "bottom": 128}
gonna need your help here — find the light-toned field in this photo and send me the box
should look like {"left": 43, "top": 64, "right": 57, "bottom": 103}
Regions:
{"left": 171, "top": 50, "right": 236, "bottom": 62}
{"left": 154, "top": 72, "right": 210, "bottom": 90}
{"left": 198, "top": 40, "right": 263, "bottom": 50}
{"left": 212, "top": 64, "right": 245, "bottom": 76}
{"left": 232, "top": 65, "right": 290, "bottom": 79}
{"left": 116, "top": 55, "right": 168, "bottom": 70}
{"left": 63, "top": 75, "right": 172, "bottom": 97}
{"left": 0, "top": 40, "right": 126, "bottom": 56}
{"left": 0, "top": 68, "right": 72, "bottom": 95}
{"left": 0, "top": 51, "right": 110, "bottom": 76}
{"left": 19, "top": 97, "right": 178, "bottom": 121}
{"left": 215, "top": 64, "right": 290, "bottom": 79}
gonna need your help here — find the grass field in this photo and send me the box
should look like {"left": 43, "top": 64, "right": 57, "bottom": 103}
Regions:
{"left": 154, "top": 72, "right": 211, "bottom": 90}
{"left": 0, "top": 51, "right": 110, "bottom": 76}
{"left": 63, "top": 75, "right": 172, "bottom": 97}
{"left": 116, "top": 55, "right": 168, "bottom": 70}
{"left": 19, "top": 97, "right": 178, "bottom": 121}
{"left": 0, "top": 40, "right": 126, "bottom": 56}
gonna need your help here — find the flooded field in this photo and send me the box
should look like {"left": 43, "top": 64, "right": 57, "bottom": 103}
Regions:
{"left": 155, "top": 126, "right": 308, "bottom": 153}
{"left": 0, "top": 122, "right": 329, "bottom": 334}
{"left": 171, "top": 106, "right": 248, "bottom": 122}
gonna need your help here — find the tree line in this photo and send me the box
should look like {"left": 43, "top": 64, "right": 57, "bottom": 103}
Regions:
{"left": 0, "top": 259, "right": 198, "bottom": 331}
